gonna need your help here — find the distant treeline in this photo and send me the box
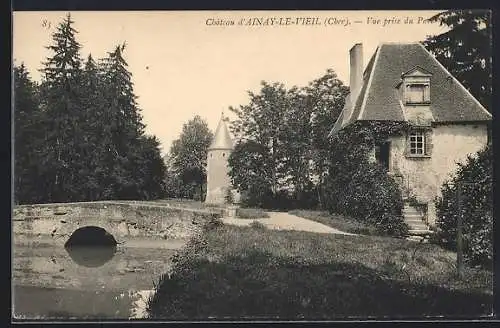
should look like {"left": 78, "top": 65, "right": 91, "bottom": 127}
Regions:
{"left": 14, "top": 14, "right": 167, "bottom": 204}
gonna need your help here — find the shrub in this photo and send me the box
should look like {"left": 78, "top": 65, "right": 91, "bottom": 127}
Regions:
{"left": 323, "top": 121, "right": 410, "bottom": 237}
{"left": 203, "top": 214, "right": 224, "bottom": 231}
{"left": 236, "top": 207, "right": 270, "bottom": 219}
{"left": 434, "top": 145, "right": 493, "bottom": 268}
{"left": 224, "top": 187, "right": 234, "bottom": 204}
{"left": 249, "top": 220, "right": 267, "bottom": 230}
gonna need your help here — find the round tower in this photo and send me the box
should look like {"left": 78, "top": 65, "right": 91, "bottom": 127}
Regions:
{"left": 205, "top": 113, "right": 234, "bottom": 204}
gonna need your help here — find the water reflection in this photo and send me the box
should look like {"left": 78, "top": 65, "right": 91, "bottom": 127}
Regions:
{"left": 65, "top": 246, "right": 117, "bottom": 268}
{"left": 13, "top": 237, "right": 186, "bottom": 320}
{"left": 64, "top": 225, "right": 118, "bottom": 267}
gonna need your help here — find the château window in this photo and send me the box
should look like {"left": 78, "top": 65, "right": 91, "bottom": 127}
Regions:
{"left": 405, "top": 83, "right": 430, "bottom": 104}
{"left": 409, "top": 131, "right": 425, "bottom": 155}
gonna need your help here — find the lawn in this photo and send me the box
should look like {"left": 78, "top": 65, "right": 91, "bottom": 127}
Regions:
{"left": 147, "top": 222, "right": 493, "bottom": 320}
{"left": 289, "top": 209, "right": 379, "bottom": 235}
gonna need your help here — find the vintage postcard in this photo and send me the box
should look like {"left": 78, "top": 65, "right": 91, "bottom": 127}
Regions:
{"left": 12, "top": 10, "right": 493, "bottom": 321}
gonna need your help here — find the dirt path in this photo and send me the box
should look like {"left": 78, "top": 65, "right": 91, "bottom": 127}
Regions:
{"left": 221, "top": 211, "right": 356, "bottom": 235}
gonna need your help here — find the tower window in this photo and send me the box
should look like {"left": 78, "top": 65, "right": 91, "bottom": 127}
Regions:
{"left": 222, "top": 153, "right": 225, "bottom": 157}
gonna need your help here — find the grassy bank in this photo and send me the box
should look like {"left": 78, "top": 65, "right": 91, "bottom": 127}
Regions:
{"left": 147, "top": 223, "right": 493, "bottom": 320}
{"left": 289, "top": 209, "right": 379, "bottom": 235}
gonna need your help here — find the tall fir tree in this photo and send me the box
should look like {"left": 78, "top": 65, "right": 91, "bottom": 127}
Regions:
{"left": 80, "top": 54, "right": 109, "bottom": 200}
{"left": 424, "top": 10, "right": 492, "bottom": 112}
{"left": 13, "top": 64, "right": 43, "bottom": 204}
{"left": 38, "top": 13, "right": 85, "bottom": 202}
{"left": 15, "top": 14, "right": 168, "bottom": 203}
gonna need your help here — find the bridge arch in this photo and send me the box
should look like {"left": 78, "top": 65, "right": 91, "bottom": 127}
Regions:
{"left": 64, "top": 226, "right": 118, "bottom": 268}
{"left": 64, "top": 226, "right": 117, "bottom": 248}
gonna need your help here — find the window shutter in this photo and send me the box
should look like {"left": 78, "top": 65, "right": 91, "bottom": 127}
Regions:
{"left": 424, "top": 129, "right": 433, "bottom": 156}
{"left": 404, "top": 132, "right": 410, "bottom": 156}
{"left": 404, "top": 85, "right": 410, "bottom": 103}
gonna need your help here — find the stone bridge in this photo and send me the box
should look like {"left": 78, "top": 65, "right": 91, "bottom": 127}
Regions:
{"left": 13, "top": 201, "right": 223, "bottom": 246}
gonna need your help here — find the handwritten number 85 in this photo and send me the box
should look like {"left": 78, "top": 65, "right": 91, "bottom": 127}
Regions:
{"left": 42, "top": 19, "right": 51, "bottom": 29}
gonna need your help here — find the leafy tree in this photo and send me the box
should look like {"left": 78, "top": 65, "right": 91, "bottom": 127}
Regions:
{"left": 13, "top": 64, "right": 43, "bottom": 204}
{"left": 133, "top": 135, "right": 167, "bottom": 200}
{"left": 434, "top": 145, "right": 493, "bottom": 268}
{"left": 228, "top": 72, "right": 348, "bottom": 208}
{"left": 304, "top": 69, "right": 349, "bottom": 207}
{"left": 163, "top": 153, "right": 184, "bottom": 198}
{"left": 229, "top": 82, "right": 289, "bottom": 196}
{"left": 169, "top": 115, "right": 213, "bottom": 200}
{"left": 424, "top": 10, "right": 492, "bottom": 112}
{"left": 228, "top": 140, "right": 273, "bottom": 207}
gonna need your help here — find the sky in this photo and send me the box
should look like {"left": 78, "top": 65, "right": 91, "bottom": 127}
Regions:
{"left": 13, "top": 10, "right": 448, "bottom": 154}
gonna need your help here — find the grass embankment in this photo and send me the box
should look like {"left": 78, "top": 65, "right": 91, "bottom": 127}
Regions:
{"left": 147, "top": 222, "right": 493, "bottom": 320}
{"left": 289, "top": 209, "right": 379, "bottom": 235}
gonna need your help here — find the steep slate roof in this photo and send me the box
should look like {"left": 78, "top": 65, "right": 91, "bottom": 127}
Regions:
{"left": 209, "top": 114, "right": 233, "bottom": 150}
{"left": 330, "top": 42, "right": 491, "bottom": 135}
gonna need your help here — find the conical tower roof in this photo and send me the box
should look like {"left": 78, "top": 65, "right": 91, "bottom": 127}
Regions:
{"left": 209, "top": 113, "right": 233, "bottom": 150}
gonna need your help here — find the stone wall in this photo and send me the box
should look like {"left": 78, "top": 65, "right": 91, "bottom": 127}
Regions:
{"left": 13, "top": 201, "right": 220, "bottom": 245}
{"left": 388, "top": 123, "right": 488, "bottom": 225}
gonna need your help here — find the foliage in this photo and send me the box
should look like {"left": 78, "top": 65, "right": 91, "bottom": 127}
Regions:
{"left": 228, "top": 140, "right": 273, "bottom": 207}
{"left": 303, "top": 69, "right": 350, "bottom": 207}
{"left": 162, "top": 154, "right": 184, "bottom": 198}
{"left": 434, "top": 145, "right": 493, "bottom": 268}
{"left": 14, "top": 13, "right": 166, "bottom": 204}
{"left": 37, "top": 13, "right": 85, "bottom": 202}
{"left": 249, "top": 220, "right": 267, "bottom": 230}
{"left": 424, "top": 10, "right": 492, "bottom": 112}
{"left": 147, "top": 225, "right": 492, "bottom": 319}
{"left": 229, "top": 81, "right": 289, "bottom": 196}
{"left": 406, "top": 195, "right": 429, "bottom": 217}
{"left": 168, "top": 115, "right": 213, "bottom": 200}
{"left": 224, "top": 187, "right": 234, "bottom": 204}
{"left": 13, "top": 64, "right": 44, "bottom": 204}
{"left": 324, "top": 121, "right": 410, "bottom": 236}
{"left": 228, "top": 73, "right": 348, "bottom": 209}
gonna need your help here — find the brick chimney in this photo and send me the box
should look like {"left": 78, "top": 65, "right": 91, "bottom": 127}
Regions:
{"left": 349, "top": 43, "right": 363, "bottom": 102}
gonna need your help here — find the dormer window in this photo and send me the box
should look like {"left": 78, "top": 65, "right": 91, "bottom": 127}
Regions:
{"left": 405, "top": 83, "right": 430, "bottom": 104}
{"left": 400, "top": 66, "right": 433, "bottom": 105}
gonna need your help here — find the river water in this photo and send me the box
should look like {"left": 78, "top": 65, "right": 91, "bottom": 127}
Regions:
{"left": 12, "top": 237, "right": 187, "bottom": 320}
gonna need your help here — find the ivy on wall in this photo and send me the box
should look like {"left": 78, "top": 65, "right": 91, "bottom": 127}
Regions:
{"left": 323, "top": 121, "right": 411, "bottom": 236}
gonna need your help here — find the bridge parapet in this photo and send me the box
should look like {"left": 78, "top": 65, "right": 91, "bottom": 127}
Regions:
{"left": 13, "top": 201, "right": 221, "bottom": 246}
